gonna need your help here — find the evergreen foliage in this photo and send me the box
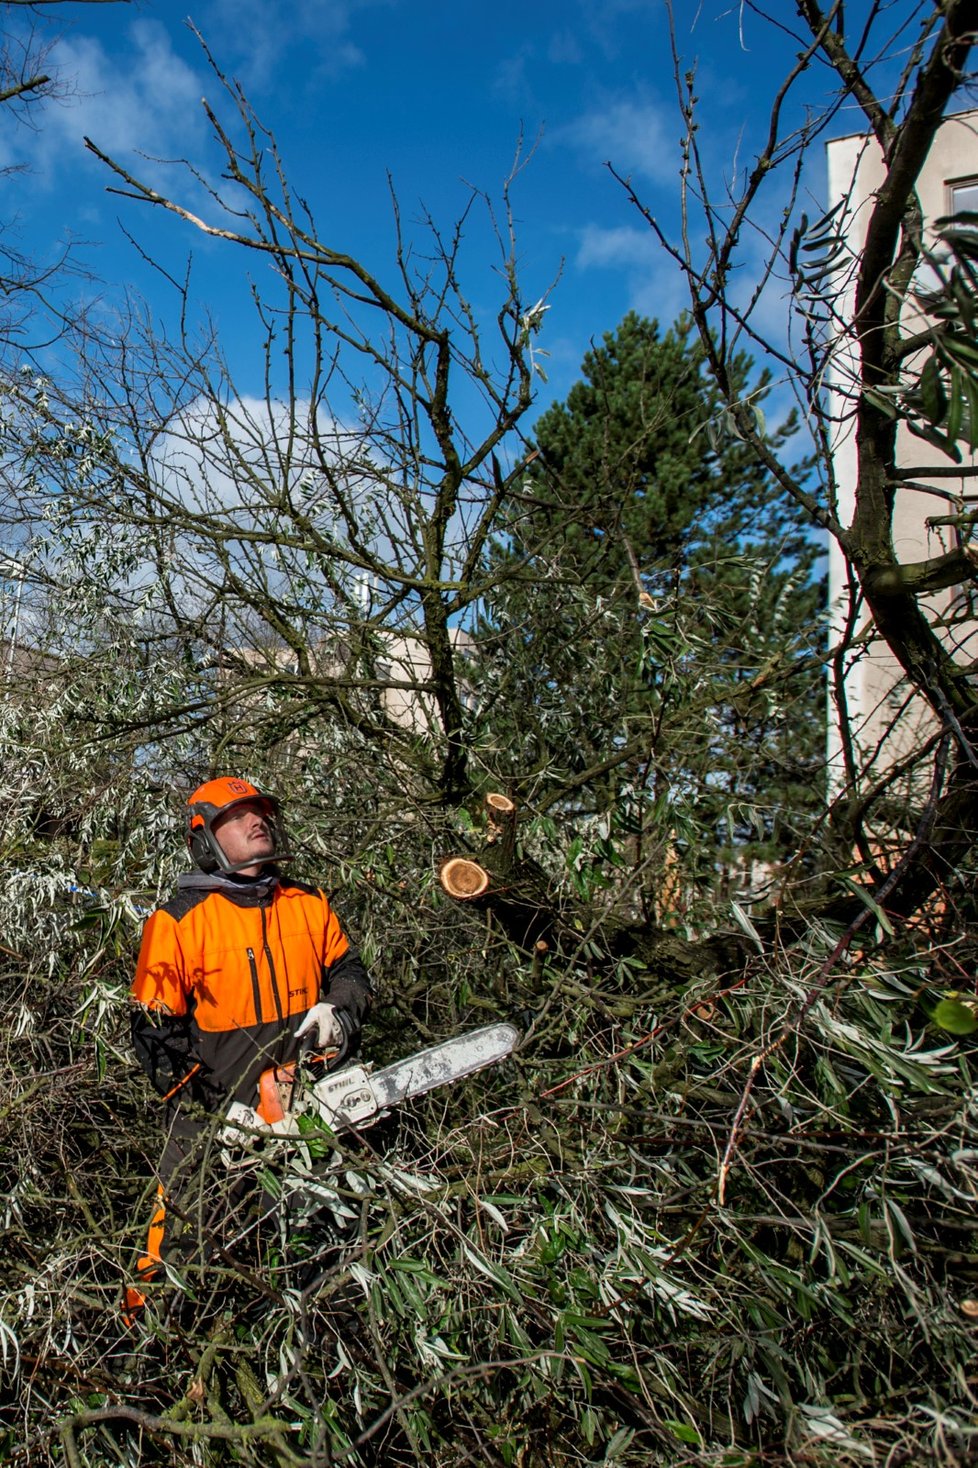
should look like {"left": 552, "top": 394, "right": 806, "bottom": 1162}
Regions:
{"left": 474, "top": 312, "right": 825, "bottom": 883}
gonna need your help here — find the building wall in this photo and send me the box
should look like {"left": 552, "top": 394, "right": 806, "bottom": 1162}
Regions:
{"left": 228, "top": 625, "right": 473, "bottom": 738}
{"left": 375, "top": 627, "right": 473, "bottom": 735}
{"left": 825, "top": 112, "right": 978, "bottom": 795}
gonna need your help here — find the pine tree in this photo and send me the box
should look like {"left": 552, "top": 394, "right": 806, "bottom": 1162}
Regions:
{"left": 472, "top": 313, "right": 825, "bottom": 897}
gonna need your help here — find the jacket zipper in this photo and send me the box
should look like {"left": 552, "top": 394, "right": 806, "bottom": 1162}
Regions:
{"left": 261, "top": 904, "right": 285, "bottom": 1022}
{"left": 246, "top": 948, "right": 263, "bottom": 1024}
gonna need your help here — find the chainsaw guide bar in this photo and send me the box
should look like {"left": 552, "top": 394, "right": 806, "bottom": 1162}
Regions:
{"left": 261, "top": 1022, "right": 520, "bottom": 1137}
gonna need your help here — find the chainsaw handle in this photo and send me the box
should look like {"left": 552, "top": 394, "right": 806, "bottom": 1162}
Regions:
{"left": 302, "top": 1044, "right": 341, "bottom": 1068}
{"left": 300, "top": 1003, "right": 353, "bottom": 1069}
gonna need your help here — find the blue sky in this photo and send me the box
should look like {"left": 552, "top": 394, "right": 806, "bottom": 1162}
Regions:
{"left": 4, "top": 0, "right": 836, "bottom": 419}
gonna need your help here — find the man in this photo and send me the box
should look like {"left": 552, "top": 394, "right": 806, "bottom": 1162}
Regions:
{"left": 126, "top": 776, "right": 372, "bottom": 1309}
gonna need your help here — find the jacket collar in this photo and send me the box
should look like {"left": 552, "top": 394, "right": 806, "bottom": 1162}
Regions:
{"left": 177, "top": 868, "right": 280, "bottom": 900}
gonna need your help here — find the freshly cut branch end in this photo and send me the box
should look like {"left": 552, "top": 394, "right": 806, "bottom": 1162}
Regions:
{"left": 485, "top": 793, "right": 517, "bottom": 846}
{"left": 439, "top": 857, "right": 491, "bottom": 900}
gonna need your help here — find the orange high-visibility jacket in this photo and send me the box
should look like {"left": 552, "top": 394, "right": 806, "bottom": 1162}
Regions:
{"left": 131, "top": 872, "right": 372, "bottom": 1106}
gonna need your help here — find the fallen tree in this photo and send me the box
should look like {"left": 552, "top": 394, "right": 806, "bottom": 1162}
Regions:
{"left": 1, "top": 3, "right": 978, "bottom": 1464}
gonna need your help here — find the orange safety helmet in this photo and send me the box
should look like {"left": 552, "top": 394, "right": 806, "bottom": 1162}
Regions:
{"left": 185, "top": 776, "right": 290, "bottom": 874}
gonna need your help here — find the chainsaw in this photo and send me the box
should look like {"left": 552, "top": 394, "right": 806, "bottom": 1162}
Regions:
{"left": 239, "top": 1021, "right": 520, "bottom": 1143}
{"left": 120, "top": 1024, "right": 521, "bottom": 1321}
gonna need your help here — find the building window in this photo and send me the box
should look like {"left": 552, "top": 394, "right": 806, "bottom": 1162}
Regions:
{"left": 947, "top": 177, "right": 978, "bottom": 218}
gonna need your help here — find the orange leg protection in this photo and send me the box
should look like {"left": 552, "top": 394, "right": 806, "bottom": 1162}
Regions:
{"left": 121, "top": 1184, "right": 168, "bottom": 1326}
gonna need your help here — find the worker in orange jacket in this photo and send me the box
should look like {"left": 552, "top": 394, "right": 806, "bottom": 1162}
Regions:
{"left": 126, "top": 776, "right": 372, "bottom": 1312}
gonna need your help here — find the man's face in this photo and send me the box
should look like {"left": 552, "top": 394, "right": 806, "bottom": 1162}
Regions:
{"left": 211, "top": 798, "right": 276, "bottom": 873}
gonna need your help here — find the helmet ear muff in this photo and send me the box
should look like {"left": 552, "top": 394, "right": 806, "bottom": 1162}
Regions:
{"left": 186, "top": 802, "right": 223, "bottom": 873}
{"left": 188, "top": 825, "right": 219, "bottom": 873}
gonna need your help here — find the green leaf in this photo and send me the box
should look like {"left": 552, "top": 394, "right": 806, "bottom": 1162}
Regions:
{"left": 918, "top": 355, "right": 947, "bottom": 425}
{"left": 603, "top": 1426, "right": 635, "bottom": 1459}
{"left": 906, "top": 417, "right": 963, "bottom": 463}
{"left": 963, "top": 372, "right": 978, "bottom": 452}
{"left": 930, "top": 998, "right": 978, "bottom": 1035}
{"left": 839, "top": 875, "right": 895, "bottom": 936}
{"left": 664, "top": 1419, "right": 702, "bottom": 1445}
{"left": 390, "top": 1257, "right": 446, "bottom": 1286}
{"left": 944, "top": 333, "right": 978, "bottom": 367}
{"left": 946, "top": 363, "right": 964, "bottom": 443}
{"left": 459, "top": 1240, "right": 521, "bottom": 1301}
{"left": 884, "top": 1196, "right": 918, "bottom": 1254}
{"left": 731, "top": 899, "right": 764, "bottom": 951}
{"left": 862, "top": 386, "right": 899, "bottom": 418}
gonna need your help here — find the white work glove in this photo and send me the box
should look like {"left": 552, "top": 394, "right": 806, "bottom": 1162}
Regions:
{"left": 219, "top": 1101, "right": 269, "bottom": 1149}
{"left": 295, "top": 1001, "right": 344, "bottom": 1051}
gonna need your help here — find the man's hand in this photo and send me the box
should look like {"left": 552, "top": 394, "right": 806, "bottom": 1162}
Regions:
{"left": 219, "top": 1101, "right": 269, "bottom": 1149}
{"left": 295, "top": 1001, "right": 344, "bottom": 1050}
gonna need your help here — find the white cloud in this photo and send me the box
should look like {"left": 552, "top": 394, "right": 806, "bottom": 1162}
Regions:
{"left": 627, "top": 262, "right": 691, "bottom": 327}
{"left": 547, "top": 30, "right": 584, "bottom": 65}
{"left": 141, "top": 390, "right": 452, "bottom": 632}
{"left": 555, "top": 98, "right": 677, "bottom": 184}
{"left": 576, "top": 223, "right": 658, "bottom": 270}
{"left": 9, "top": 20, "right": 206, "bottom": 188}
{"left": 574, "top": 223, "right": 688, "bottom": 323}
{"left": 155, "top": 393, "right": 350, "bottom": 516}
{"left": 198, "top": 0, "right": 376, "bottom": 89}
{"left": 571, "top": 0, "right": 655, "bottom": 61}
{"left": 492, "top": 47, "right": 534, "bottom": 104}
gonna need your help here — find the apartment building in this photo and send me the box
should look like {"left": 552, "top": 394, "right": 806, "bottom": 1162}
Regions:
{"left": 825, "top": 110, "right": 978, "bottom": 794}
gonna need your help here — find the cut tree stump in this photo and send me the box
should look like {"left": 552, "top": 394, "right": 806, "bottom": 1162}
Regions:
{"left": 439, "top": 857, "right": 491, "bottom": 901}
{"left": 485, "top": 792, "right": 517, "bottom": 855}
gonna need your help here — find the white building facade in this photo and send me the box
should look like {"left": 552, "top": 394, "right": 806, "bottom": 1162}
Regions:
{"left": 826, "top": 111, "right": 978, "bottom": 795}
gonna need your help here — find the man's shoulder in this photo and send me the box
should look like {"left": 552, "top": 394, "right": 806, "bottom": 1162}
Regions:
{"left": 155, "top": 887, "right": 212, "bottom": 924}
